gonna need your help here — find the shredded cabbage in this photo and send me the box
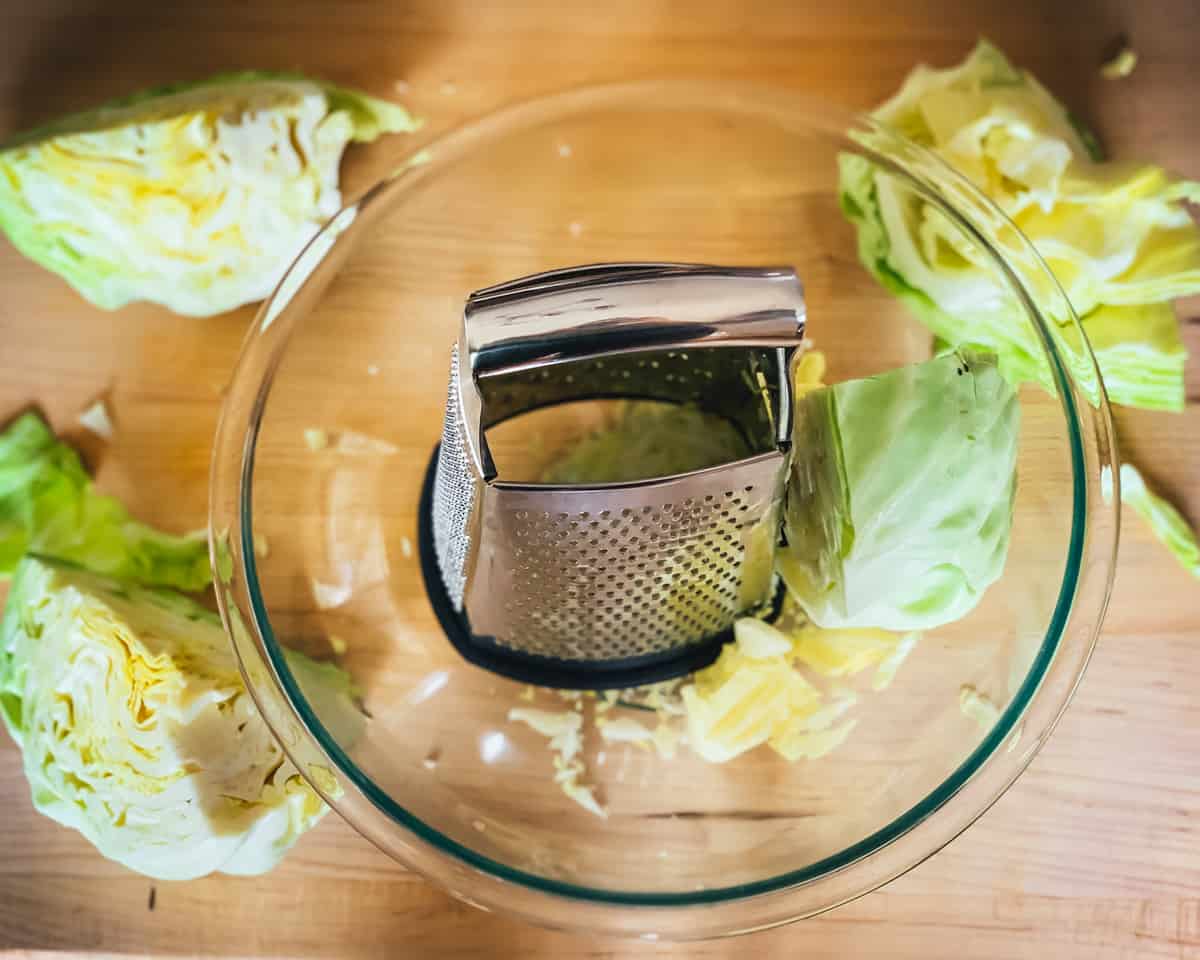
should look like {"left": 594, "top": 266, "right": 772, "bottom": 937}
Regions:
{"left": 790, "top": 622, "right": 914, "bottom": 678}
{"left": 679, "top": 614, "right": 913, "bottom": 764}
{"left": 681, "top": 618, "right": 822, "bottom": 763}
{"left": 959, "top": 685, "right": 1001, "bottom": 730}
{"left": 509, "top": 607, "right": 921, "bottom": 782}
{"left": 507, "top": 706, "right": 605, "bottom": 817}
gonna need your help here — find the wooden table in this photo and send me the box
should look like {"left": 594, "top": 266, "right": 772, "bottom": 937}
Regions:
{"left": 1, "top": 1, "right": 1198, "bottom": 956}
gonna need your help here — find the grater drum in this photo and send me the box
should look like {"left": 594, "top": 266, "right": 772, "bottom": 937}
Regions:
{"left": 419, "top": 263, "right": 807, "bottom": 689}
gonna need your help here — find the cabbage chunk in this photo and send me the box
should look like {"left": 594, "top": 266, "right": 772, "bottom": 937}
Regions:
{"left": 841, "top": 40, "right": 1200, "bottom": 411}
{"left": 0, "top": 72, "right": 417, "bottom": 315}
{"left": 0, "top": 556, "right": 361, "bottom": 879}
{"left": 780, "top": 349, "right": 1018, "bottom": 631}
{"left": 681, "top": 618, "right": 822, "bottom": 763}
{"left": 680, "top": 614, "right": 902, "bottom": 764}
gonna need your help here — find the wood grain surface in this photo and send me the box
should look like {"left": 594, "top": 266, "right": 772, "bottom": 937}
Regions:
{"left": 1, "top": 1, "right": 1198, "bottom": 957}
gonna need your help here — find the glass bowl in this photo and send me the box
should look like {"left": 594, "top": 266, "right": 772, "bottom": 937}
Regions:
{"left": 209, "top": 81, "right": 1118, "bottom": 938}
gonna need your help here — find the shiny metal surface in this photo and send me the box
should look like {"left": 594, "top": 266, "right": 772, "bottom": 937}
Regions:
{"left": 431, "top": 344, "right": 480, "bottom": 608}
{"left": 465, "top": 262, "right": 806, "bottom": 376}
{"left": 467, "top": 454, "right": 785, "bottom": 661}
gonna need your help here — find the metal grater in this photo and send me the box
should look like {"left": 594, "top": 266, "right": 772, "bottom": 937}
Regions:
{"left": 422, "top": 262, "right": 806, "bottom": 689}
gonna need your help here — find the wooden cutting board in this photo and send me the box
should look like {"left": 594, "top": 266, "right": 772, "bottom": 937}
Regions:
{"left": 1, "top": 1, "right": 1198, "bottom": 956}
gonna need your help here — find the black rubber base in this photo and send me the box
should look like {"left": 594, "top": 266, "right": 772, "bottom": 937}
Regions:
{"left": 416, "top": 443, "right": 782, "bottom": 690}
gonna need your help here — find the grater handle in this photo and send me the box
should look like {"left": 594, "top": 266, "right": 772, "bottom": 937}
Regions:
{"left": 463, "top": 263, "right": 806, "bottom": 378}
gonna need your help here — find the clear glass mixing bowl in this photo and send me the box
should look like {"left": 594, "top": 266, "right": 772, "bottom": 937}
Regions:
{"left": 209, "top": 82, "right": 1118, "bottom": 938}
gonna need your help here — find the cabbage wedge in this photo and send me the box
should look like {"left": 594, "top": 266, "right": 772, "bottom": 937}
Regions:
{"left": 780, "top": 349, "right": 1018, "bottom": 631}
{"left": 0, "top": 556, "right": 361, "bottom": 880}
{"left": 0, "top": 72, "right": 417, "bottom": 315}
{"left": 841, "top": 40, "right": 1200, "bottom": 411}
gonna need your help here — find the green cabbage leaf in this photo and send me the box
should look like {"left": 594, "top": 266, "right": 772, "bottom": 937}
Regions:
{"left": 0, "top": 412, "right": 210, "bottom": 590}
{"left": 780, "top": 349, "right": 1018, "bottom": 631}
{"left": 1105, "top": 463, "right": 1199, "bottom": 578}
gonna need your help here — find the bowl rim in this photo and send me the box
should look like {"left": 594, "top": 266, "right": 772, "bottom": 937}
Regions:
{"left": 210, "top": 78, "right": 1118, "bottom": 931}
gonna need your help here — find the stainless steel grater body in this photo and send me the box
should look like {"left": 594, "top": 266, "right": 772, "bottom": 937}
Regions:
{"left": 430, "top": 263, "right": 806, "bottom": 684}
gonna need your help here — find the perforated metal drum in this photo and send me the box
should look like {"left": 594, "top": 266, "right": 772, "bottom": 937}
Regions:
{"left": 421, "top": 263, "right": 807, "bottom": 688}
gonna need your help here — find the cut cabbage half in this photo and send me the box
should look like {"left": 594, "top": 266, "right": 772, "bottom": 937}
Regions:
{"left": 0, "top": 556, "right": 362, "bottom": 879}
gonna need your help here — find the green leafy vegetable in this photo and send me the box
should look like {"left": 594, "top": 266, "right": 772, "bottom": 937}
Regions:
{"left": 539, "top": 401, "right": 749, "bottom": 484}
{"left": 1099, "top": 47, "right": 1138, "bottom": 81}
{"left": 0, "top": 411, "right": 209, "bottom": 590}
{"left": 1065, "top": 303, "right": 1186, "bottom": 411}
{"left": 0, "top": 556, "right": 361, "bottom": 880}
{"left": 1105, "top": 463, "right": 1199, "bottom": 577}
{"left": 0, "top": 72, "right": 418, "bottom": 316}
{"left": 538, "top": 399, "right": 777, "bottom": 619}
{"left": 780, "top": 349, "right": 1019, "bottom": 631}
{"left": 840, "top": 39, "right": 1200, "bottom": 411}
